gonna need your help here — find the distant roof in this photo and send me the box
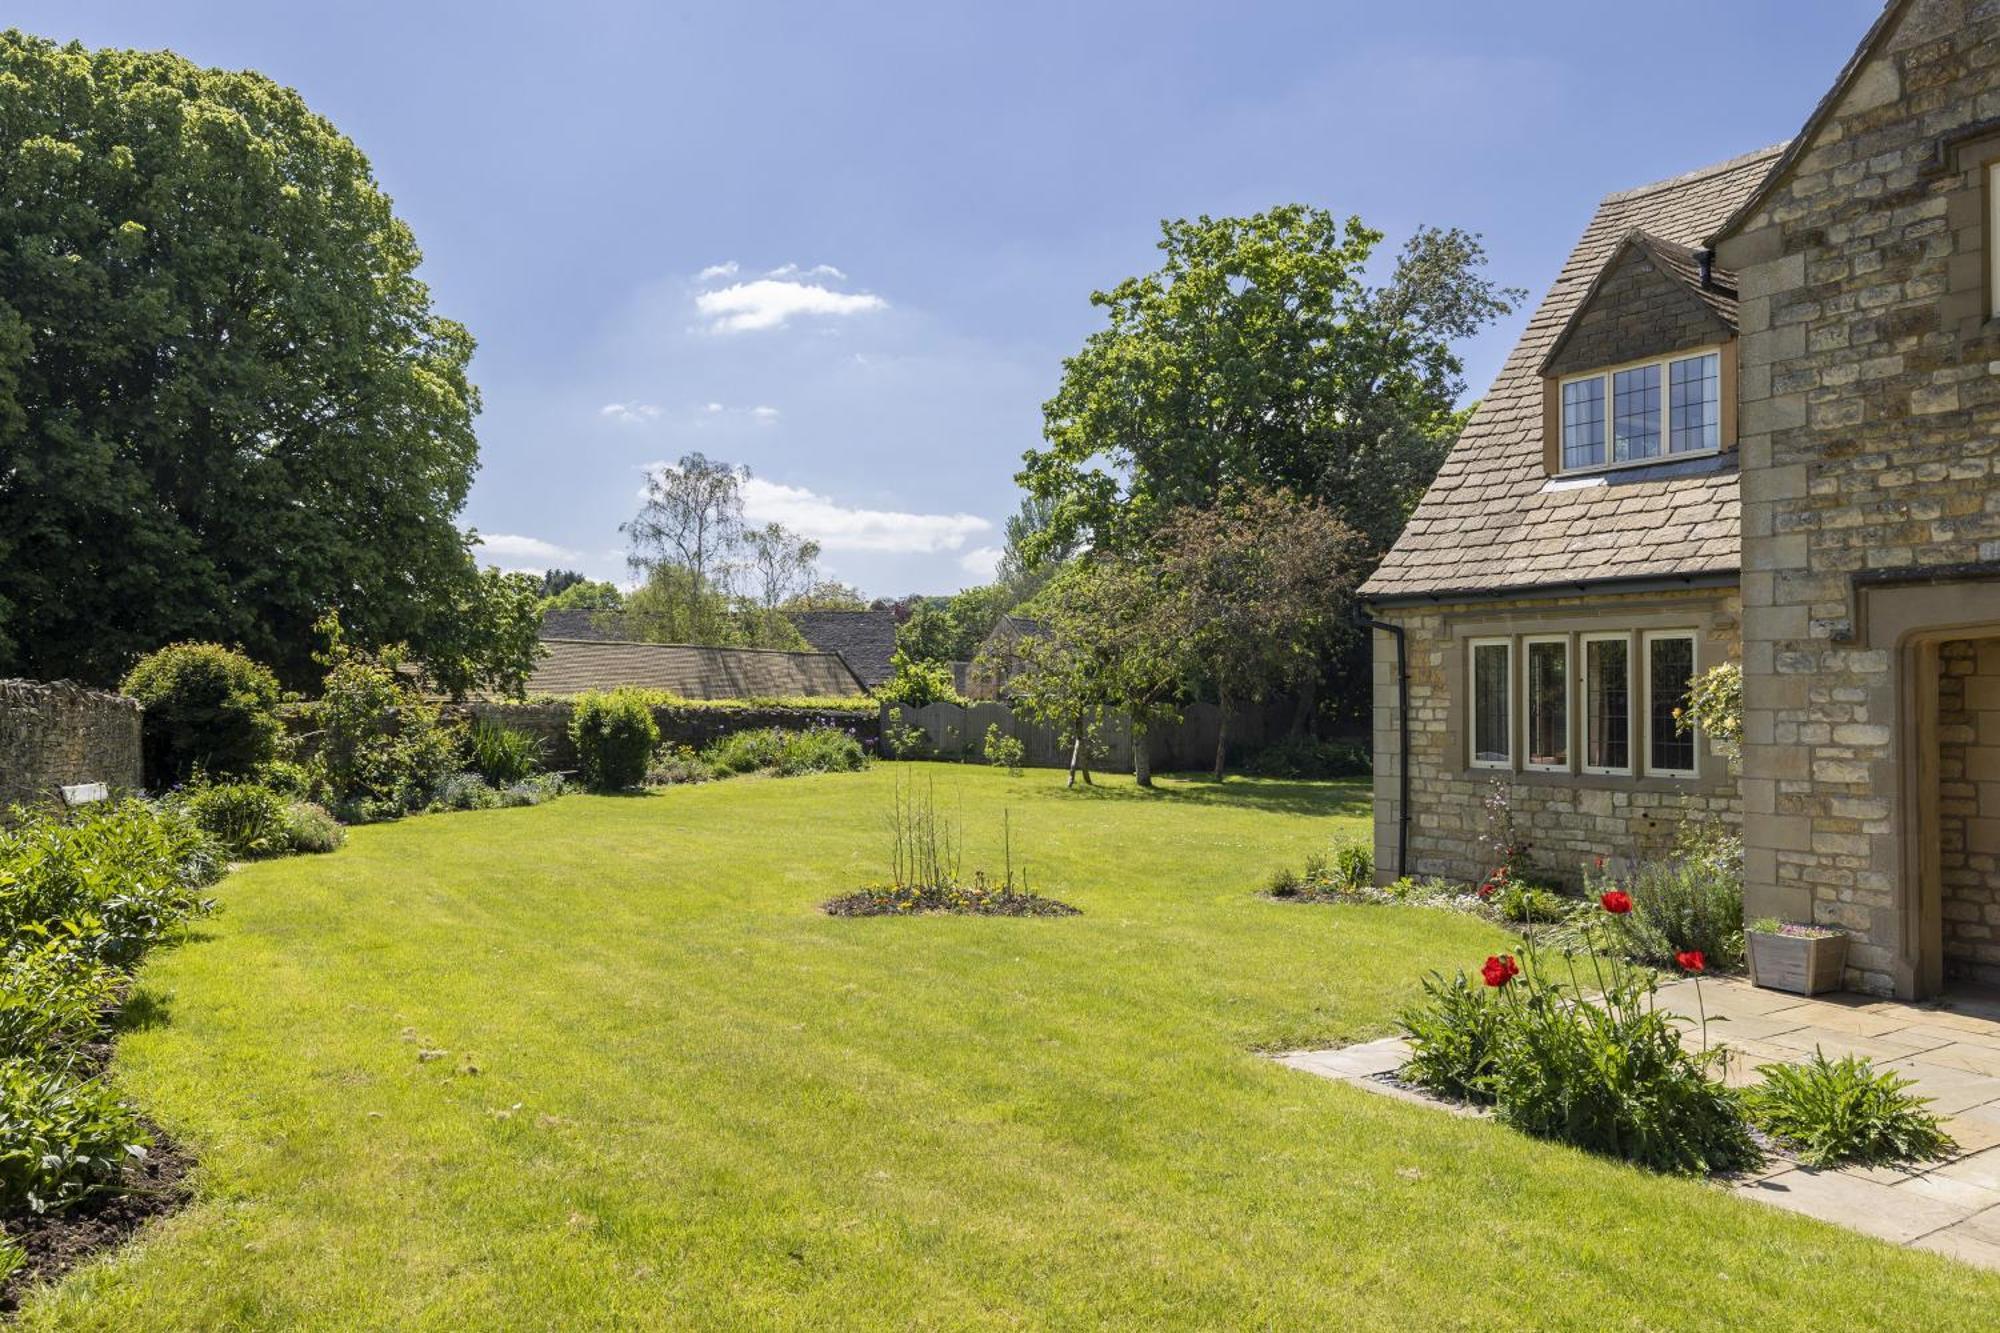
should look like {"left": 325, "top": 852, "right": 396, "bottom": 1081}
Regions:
{"left": 538, "top": 608, "right": 631, "bottom": 642}
{"left": 786, "top": 609, "right": 899, "bottom": 687}
{"left": 986, "top": 615, "right": 1046, "bottom": 643}
{"left": 525, "top": 639, "right": 865, "bottom": 699}
{"left": 1361, "top": 144, "right": 1784, "bottom": 602}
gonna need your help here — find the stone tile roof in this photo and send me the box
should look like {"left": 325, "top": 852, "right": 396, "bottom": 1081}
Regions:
{"left": 785, "top": 609, "right": 899, "bottom": 687}
{"left": 525, "top": 639, "right": 866, "bottom": 699}
{"left": 1361, "top": 144, "right": 1786, "bottom": 602}
{"left": 538, "top": 608, "right": 631, "bottom": 642}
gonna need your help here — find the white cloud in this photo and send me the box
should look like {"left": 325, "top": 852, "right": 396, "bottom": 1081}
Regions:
{"left": 694, "top": 278, "right": 886, "bottom": 333}
{"left": 696, "top": 260, "right": 739, "bottom": 282}
{"left": 751, "top": 405, "right": 780, "bottom": 421}
{"left": 766, "top": 262, "right": 847, "bottom": 281}
{"left": 958, "top": 545, "right": 1003, "bottom": 580}
{"left": 704, "top": 401, "right": 725, "bottom": 413}
{"left": 477, "top": 533, "right": 579, "bottom": 563}
{"left": 599, "top": 402, "right": 662, "bottom": 423}
{"left": 737, "top": 477, "right": 991, "bottom": 554}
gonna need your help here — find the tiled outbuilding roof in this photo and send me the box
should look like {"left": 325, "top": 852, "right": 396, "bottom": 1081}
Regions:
{"left": 1361, "top": 144, "right": 1785, "bottom": 602}
{"left": 538, "top": 609, "right": 631, "bottom": 642}
{"left": 785, "top": 609, "right": 899, "bottom": 688}
{"left": 525, "top": 639, "right": 866, "bottom": 699}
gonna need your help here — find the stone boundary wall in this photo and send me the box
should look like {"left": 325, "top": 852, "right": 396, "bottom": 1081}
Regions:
{"left": 0, "top": 679, "right": 143, "bottom": 810}
{"left": 462, "top": 702, "right": 880, "bottom": 772}
{"left": 883, "top": 699, "right": 1305, "bottom": 772}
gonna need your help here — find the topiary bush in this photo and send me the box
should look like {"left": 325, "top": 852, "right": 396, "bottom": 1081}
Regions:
{"left": 121, "top": 642, "right": 283, "bottom": 788}
{"left": 569, "top": 690, "right": 659, "bottom": 791}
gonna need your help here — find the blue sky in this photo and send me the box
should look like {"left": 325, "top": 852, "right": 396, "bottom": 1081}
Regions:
{"left": 26, "top": 1, "right": 1880, "bottom": 597}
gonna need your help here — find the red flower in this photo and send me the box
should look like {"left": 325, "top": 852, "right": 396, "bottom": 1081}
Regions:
{"left": 1676, "top": 950, "right": 1706, "bottom": 973}
{"left": 1481, "top": 954, "right": 1520, "bottom": 988}
{"left": 1477, "top": 880, "right": 1496, "bottom": 899}
{"left": 1593, "top": 855, "right": 1607, "bottom": 871}
{"left": 1600, "top": 890, "right": 1633, "bottom": 915}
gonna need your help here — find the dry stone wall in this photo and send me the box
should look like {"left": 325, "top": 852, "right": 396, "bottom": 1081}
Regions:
{"left": 0, "top": 679, "right": 143, "bottom": 810}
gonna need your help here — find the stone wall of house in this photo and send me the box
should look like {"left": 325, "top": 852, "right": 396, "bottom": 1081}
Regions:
{"left": 1935, "top": 638, "right": 2000, "bottom": 986}
{"left": 1543, "top": 244, "right": 1732, "bottom": 378}
{"left": 1717, "top": 0, "right": 2000, "bottom": 995}
{"left": 1370, "top": 586, "right": 1740, "bottom": 889}
{"left": 0, "top": 679, "right": 143, "bottom": 810}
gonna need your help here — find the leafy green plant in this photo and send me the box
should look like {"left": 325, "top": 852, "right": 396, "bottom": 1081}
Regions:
{"left": 569, "top": 690, "right": 660, "bottom": 791}
{"left": 646, "top": 746, "right": 714, "bottom": 787}
{"left": 1401, "top": 898, "right": 1760, "bottom": 1176}
{"left": 121, "top": 642, "right": 283, "bottom": 788}
{"left": 982, "top": 724, "right": 1026, "bottom": 775}
{"left": 0, "top": 1059, "right": 150, "bottom": 1214}
{"left": 882, "top": 707, "right": 933, "bottom": 760}
{"left": 0, "top": 939, "right": 120, "bottom": 1063}
{"left": 181, "top": 782, "right": 292, "bottom": 858}
{"left": 0, "top": 801, "right": 220, "bottom": 968}
{"left": 701, "top": 727, "right": 867, "bottom": 778}
{"left": 468, "top": 719, "right": 543, "bottom": 786}
{"left": 1745, "top": 1051, "right": 1954, "bottom": 1168}
{"left": 1572, "top": 856, "right": 1745, "bottom": 972}
{"left": 432, "top": 772, "right": 499, "bottom": 812}
{"left": 875, "top": 649, "right": 962, "bottom": 708}
{"left": 1330, "top": 837, "right": 1372, "bottom": 892}
{"left": 281, "top": 801, "right": 345, "bottom": 854}
{"left": 304, "top": 615, "right": 464, "bottom": 821}
{"left": 496, "top": 774, "right": 565, "bottom": 808}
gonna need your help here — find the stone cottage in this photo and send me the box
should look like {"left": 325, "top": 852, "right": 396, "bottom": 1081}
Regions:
{"left": 1361, "top": 0, "right": 2000, "bottom": 998}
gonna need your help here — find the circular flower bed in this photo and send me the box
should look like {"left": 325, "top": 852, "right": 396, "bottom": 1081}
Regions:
{"left": 823, "top": 881, "right": 1079, "bottom": 918}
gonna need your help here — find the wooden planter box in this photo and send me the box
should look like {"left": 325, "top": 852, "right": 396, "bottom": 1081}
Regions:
{"left": 1748, "top": 931, "right": 1848, "bottom": 996}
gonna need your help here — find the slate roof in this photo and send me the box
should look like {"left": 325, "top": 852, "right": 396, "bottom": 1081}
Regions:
{"left": 785, "top": 610, "right": 899, "bottom": 688}
{"left": 1361, "top": 144, "right": 1786, "bottom": 602}
{"left": 525, "top": 639, "right": 866, "bottom": 699}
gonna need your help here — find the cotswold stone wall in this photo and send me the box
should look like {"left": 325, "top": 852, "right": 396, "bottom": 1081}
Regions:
{"left": 0, "top": 679, "right": 143, "bottom": 809}
{"left": 1543, "top": 244, "right": 1730, "bottom": 378}
{"left": 1935, "top": 639, "right": 2000, "bottom": 987}
{"left": 1370, "top": 586, "right": 1740, "bottom": 888}
{"left": 1717, "top": 0, "right": 2000, "bottom": 995}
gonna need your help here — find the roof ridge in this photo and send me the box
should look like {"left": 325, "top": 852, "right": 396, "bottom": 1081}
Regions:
{"left": 541, "top": 637, "right": 844, "bottom": 660}
{"left": 1598, "top": 141, "right": 1790, "bottom": 206}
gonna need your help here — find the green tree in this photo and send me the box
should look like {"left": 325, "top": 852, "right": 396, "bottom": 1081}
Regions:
{"left": 623, "top": 452, "right": 749, "bottom": 634}
{"left": 782, "top": 580, "right": 868, "bottom": 612}
{"left": 1017, "top": 207, "right": 1517, "bottom": 564}
{"left": 875, "top": 648, "right": 962, "bottom": 709}
{"left": 120, "top": 642, "right": 283, "bottom": 787}
{"left": 541, "top": 579, "right": 624, "bottom": 613}
{"left": 417, "top": 568, "right": 546, "bottom": 700}
{"left": 1152, "top": 487, "right": 1369, "bottom": 778}
{"left": 0, "top": 32, "right": 483, "bottom": 686}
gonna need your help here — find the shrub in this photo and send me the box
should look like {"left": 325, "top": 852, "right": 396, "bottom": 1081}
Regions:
{"left": 0, "top": 801, "right": 219, "bottom": 968}
{"left": 875, "top": 649, "right": 962, "bottom": 708}
{"left": 1579, "top": 856, "right": 1746, "bottom": 972}
{"left": 0, "top": 939, "right": 120, "bottom": 1063}
{"left": 983, "top": 724, "right": 1026, "bottom": 775}
{"left": 701, "top": 727, "right": 867, "bottom": 778}
{"left": 497, "top": 773, "right": 565, "bottom": 807}
{"left": 1329, "top": 837, "right": 1372, "bottom": 891}
{"left": 882, "top": 707, "right": 932, "bottom": 759}
{"left": 281, "top": 801, "right": 344, "bottom": 854}
{"left": 1745, "top": 1050, "right": 1955, "bottom": 1168}
{"left": 645, "top": 746, "right": 713, "bottom": 787}
{"left": 432, "top": 772, "right": 499, "bottom": 812}
{"left": 255, "top": 759, "right": 314, "bottom": 799}
{"left": 468, "top": 718, "right": 543, "bottom": 786}
{"left": 0, "top": 1060, "right": 149, "bottom": 1214}
{"left": 1491, "top": 880, "right": 1566, "bottom": 925}
{"left": 121, "top": 642, "right": 283, "bottom": 787}
{"left": 569, "top": 690, "right": 659, "bottom": 791}
{"left": 1241, "top": 736, "right": 1370, "bottom": 779}
{"left": 181, "top": 782, "right": 292, "bottom": 858}
{"left": 305, "top": 618, "right": 464, "bottom": 820}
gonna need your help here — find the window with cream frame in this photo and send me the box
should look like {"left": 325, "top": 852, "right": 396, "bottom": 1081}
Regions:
{"left": 1522, "top": 636, "right": 1569, "bottom": 772}
{"left": 1579, "top": 631, "right": 1633, "bottom": 776}
{"left": 1468, "top": 638, "right": 1512, "bottom": 770}
{"left": 1558, "top": 347, "right": 1724, "bottom": 473}
{"left": 1642, "top": 630, "right": 1699, "bottom": 778}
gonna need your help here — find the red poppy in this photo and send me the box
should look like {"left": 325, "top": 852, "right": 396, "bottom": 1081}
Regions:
{"left": 1481, "top": 954, "right": 1520, "bottom": 988}
{"left": 1477, "top": 880, "right": 1496, "bottom": 899}
{"left": 1600, "top": 890, "right": 1633, "bottom": 915}
{"left": 1675, "top": 950, "right": 1706, "bottom": 973}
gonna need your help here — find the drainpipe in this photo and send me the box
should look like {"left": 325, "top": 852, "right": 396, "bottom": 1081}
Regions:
{"left": 1355, "top": 606, "right": 1410, "bottom": 881}
{"left": 1696, "top": 246, "right": 1716, "bottom": 290}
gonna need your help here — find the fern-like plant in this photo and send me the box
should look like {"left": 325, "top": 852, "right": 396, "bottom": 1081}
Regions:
{"left": 1744, "top": 1050, "right": 1955, "bottom": 1168}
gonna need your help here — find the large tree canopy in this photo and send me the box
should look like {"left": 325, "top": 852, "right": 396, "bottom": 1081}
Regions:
{"left": 1017, "top": 206, "right": 1518, "bottom": 563}
{"left": 0, "top": 32, "right": 484, "bottom": 686}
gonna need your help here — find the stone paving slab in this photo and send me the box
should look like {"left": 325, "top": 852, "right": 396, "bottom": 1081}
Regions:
{"left": 1275, "top": 977, "right": 2000, "bottom": 1272}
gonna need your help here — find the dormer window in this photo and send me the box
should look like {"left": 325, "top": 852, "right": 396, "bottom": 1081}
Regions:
{"left": 1558, "top": 348, "right": 1723, "bottom": 472}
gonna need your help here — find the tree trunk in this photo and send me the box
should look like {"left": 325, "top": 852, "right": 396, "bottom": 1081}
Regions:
{"left": 1066, "top": 734, "right": 1081, "bottom": 789}
{"left": 1134, "top": 719, "right": 1153, "bottom": 788}
{"left": 1213, "top": 696, "right": 1231, "bottom": 780}
{"left": 1076, "top": 714, "right": 1093, "bottom": 785}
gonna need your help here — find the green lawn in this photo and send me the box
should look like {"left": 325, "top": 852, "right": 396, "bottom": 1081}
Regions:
{"left": 24, "top": 765, "right": 2000, "bottom": 1328}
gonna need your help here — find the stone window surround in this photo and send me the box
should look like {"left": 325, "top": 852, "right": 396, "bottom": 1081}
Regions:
{"left": 1540, "top": 339, "right": 1738, "bottom": 478}
{"left": 1936, "top": 125, "right": 2000, "bottom": 339}
{"left": 1439, "top": 597, "right": 1733, "bottom": 797}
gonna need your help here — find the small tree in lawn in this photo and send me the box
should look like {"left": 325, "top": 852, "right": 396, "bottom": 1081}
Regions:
{"left": 1001, "top": 626, "right": 1108, "bottom": 789}
{"left": 1153, "top": 486, "right": 1368, "bottom": 779}
{"left": 1032, "top": 555, "right": 1193, "bottom": 788}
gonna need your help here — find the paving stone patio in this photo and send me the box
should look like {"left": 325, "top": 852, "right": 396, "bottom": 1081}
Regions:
{"left": 1275, "top": 977, "right": 2000, "bottom": 1271}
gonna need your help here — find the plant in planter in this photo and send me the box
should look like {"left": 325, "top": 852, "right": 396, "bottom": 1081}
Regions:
{"left": 1746, "top": 918, "right": 1848, "bottom": 996}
